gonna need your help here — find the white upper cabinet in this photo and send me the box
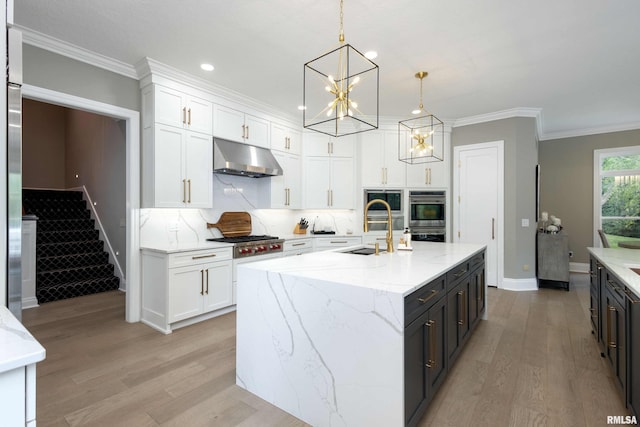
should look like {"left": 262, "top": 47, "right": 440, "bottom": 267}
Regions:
{"left": 271, "top": 122, "right": 302, "bottom": 155}
{"left": 361, "top": 130, "right": 406, "bottom": 188}
{"left": 304, "top": 156, "right": 354, "bottom": 209}
{"left": 405, "top": 129, "right": 450, "bottom": 188}
{"left": 154, "top": 85, "right": 213, "bottom": 135}
{"left": 213, "top": 104, "right": 270, "bottom": 148}
{"left": 146, "top": 124, "right": 213, "bottom": 208}
{"left": 271, "top": 151, "right": 302, "bottom": 209}
{"left": 303, "top": 132, "right": 355, "bottom": 157}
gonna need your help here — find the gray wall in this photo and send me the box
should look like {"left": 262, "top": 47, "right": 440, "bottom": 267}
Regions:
{"left": 23, "top": 44, "right": 140, "bottom": 112}
{"left": 451, "top": 117, "right": 538, "bottom": 280}
{"left": 65, "top": 109, "right": 127, "bottom": 273}
{"left": 23, "top": 99, "right": 66, "bottom": 189}
{"left": 539, "top": 129, "right": 640, "bottom": 264}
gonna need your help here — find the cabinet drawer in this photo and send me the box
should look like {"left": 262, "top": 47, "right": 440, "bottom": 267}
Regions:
{"left": 605, "top": 271, "right": 626, "bottom": 307}
{"left": 447, "top": 261, "right": 470, "bottom": 291}
{"left": 284, "top": 239, "right": 313, "bottom": 252}
{"left": 405, "top": 274, "right": 446, "bottom": 326}
{"left": 469, "top": 251, "right": 485, "bottom": 272}
{"left": 168, "top": 247, "right": 232, "bottom": 268}
{"left": 313, "top": 236, "right": 362, "bottom": 250}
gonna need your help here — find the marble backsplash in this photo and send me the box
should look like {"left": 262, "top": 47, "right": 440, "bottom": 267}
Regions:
{"left": 139, "top": 174, "right": 359, "bottom": 249}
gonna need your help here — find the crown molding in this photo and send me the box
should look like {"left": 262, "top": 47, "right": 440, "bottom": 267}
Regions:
{"left": 539, "top": 121, "right": 640, "bottom": 141}
{"left": 17, "top": 25, "right": 138, "bottom": 79}
{"left": 453, "top": 107, "right": 543, "bottom": 137}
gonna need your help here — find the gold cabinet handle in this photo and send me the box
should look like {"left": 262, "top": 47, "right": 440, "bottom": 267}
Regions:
{"left": 182, "top": 179, "right": 187, "bottom": 203}
{"left": 292, "top": 242, "right": 306, "bottom": 247}
{"left": 623, "top": 288, "right": 640, "bottom": 304}
{"left": 458, "top": 290, "right": 464, "bottom": 325}
{"left": 192, "top": 253, "right": 217, "bottom": 260}
{"left": 418, "top": 289, "right": 439, "bottom": 304}
{"left": 327, "top": 190, "right": 331, "bottom": 207}
{"left": 187, "top": 108, "right": 192, "bottom": 125}
{"left": 330, "top": 190, "right": 333, "bottom": 206}
{"left": 453, "top": 268, "right": 467, "bottom": 278}
{"left": 188, "top": 179, "right": 192, "bottom": 203}
{"left": 589, "top": 307, "right": 598, "bottom": 319}
{"left": 607, "top": 304, "right": 616, "bottom": 348}
{"left": 242, "top": 124, "right": 246, "bottom": 139}
{"left": 492, "top": 218, "right": 495, "bottom": 240}
{"left": 182, "top": 107, "right": 186, "bottom": 124}
{"left": 200, "top": 269, "right": 204, "bottom": 295}
{"left": 205, "top": 269, "right": 209, "bottom": 294}
{"left": 425, "top": 319, "right": 436, "bottom": 369}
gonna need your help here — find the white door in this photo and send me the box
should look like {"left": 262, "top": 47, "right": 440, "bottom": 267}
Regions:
{"left": 454, "top": 141, "right": 503, "bottom": 288}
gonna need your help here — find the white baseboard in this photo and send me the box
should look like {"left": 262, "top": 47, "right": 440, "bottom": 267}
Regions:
{"left": 501, "top": 277, "right": 538, "bottom": 291}
{"left": 22, "top": 297, "right": 39, "bottom": 309}
{"left": 570, "top": 262, "right": 589, "bottom": 273}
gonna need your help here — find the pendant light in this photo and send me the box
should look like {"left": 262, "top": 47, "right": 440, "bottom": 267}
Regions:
{"left": 398, "top": 71, "right": 444, "bottom": 164}
{"left": 303, "top": 0, "right": 379, "bottom": 137}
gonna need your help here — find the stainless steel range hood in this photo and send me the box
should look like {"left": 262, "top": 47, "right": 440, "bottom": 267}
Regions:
{"left": 213, "top": 138, "right": 283, "bottom": 178}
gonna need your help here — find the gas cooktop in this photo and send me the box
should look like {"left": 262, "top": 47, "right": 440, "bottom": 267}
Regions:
{"left": 207, "top": 235, "right": 279, "bottom": 243}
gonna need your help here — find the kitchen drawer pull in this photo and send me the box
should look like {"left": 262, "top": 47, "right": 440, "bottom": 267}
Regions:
{"left": 205, "top": 269, "right": 209, "bottom": 294}
{"left": 182, "top": 107, "right": 186, "bottom": 124}
{"left": 292, "top": 242, "right": 306, "bottom": 247}
{"left": 418, "top": 289, "right": 439, "bottom": 304}
{"left": 623, "top": 288, "right": 640, "bottom": 304}
{"left": 330, "top": 240, "right": 349, "bottom": 244}
{"left": 200, "top": 269, "right": 204, "bottom": 295}
{"left": 607, "top": 279, "right": 622, "bottom": 291}
{"left": 182, "top": 179, "right": 187, "bottom": 204}
{"left": 192, "top": 253, "right": 217, "bottom": 260}
{"left": 425, "top": 319, "right": 436, "bottom": 369}
{"left": 187, "top": 108, "right": 191, "bottom": 125}
{"left": 608, "top": 305, "right": 616, "bottom": 348}
{"left": 453, "top": 268, "right": 467, "bottom": 278}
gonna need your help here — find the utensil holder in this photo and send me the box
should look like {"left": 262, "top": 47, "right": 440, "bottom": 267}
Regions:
{"left": 293, "top": 224, "right": 307, "bottom": 234}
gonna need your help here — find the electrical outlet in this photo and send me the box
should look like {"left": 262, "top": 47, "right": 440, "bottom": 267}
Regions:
{"left": 569, "top": 251, "right": 573, "bottom": 258}
{"left": 523, "top": 264, "right": 530, "bottom": 271}
{"left": 521, "top": 218, "right": 529, "bottom": 227}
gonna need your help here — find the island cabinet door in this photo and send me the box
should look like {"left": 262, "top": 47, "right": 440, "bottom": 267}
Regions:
{"left": 629, "top": 295, "right": 640, "bottom": 417}
{"left": 404, "top": 297, "right": 448, "bottom": 427}
{"left": 446, "top": 278, "right": 471, "bottom": 365}
{"left": 604, "top": 286, "right": 626, "bottom": 393}
{"left": 404, "top": 309, "right": 430, "bottom": 427}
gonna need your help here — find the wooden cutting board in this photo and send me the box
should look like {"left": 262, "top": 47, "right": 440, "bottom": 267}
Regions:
{"left": 206, "top": 212, "right": 252, "bottom": 237}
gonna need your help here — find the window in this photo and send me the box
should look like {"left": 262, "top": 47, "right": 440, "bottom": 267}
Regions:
{"left": 594, "top": 146, "right": 640, "bottom": 247}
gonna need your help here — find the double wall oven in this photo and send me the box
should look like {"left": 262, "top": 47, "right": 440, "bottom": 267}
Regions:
{"left": 363, "top": 189, "right": 404, "bottom": 231}
{"left": 409, "top": 191, "right": 446, "bottom": 242}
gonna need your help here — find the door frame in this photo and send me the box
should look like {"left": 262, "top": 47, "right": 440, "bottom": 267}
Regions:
{"left": 453, "top": 140, "right": 504, "bottom": 289}
{"left": 22, "top": 84, "right": 141, "bottom": 323}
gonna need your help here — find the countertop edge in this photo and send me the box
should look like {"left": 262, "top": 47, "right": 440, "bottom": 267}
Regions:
{"left": 587, "top": 247, "right": 640, "bottom": 299}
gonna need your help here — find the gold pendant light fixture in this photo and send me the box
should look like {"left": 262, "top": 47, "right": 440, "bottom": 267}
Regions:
{"left": 398, "top": 71, "right": 444, "bottom": 164}
{"left": 303, "top": 0, "right": 379, "bottom": 137}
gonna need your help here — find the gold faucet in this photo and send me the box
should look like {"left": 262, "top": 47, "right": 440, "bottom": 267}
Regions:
{"left": 364, "top": 199, "right": 394, "bottom": 253}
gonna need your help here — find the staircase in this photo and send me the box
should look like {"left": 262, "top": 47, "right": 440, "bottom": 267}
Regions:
{"left": 22, "top": 189, "right": 120, "bottom": 303}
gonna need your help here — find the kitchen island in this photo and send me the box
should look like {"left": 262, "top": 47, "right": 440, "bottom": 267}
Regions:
{"left": 236, "top": 242, "right": 486, "bottom": 427}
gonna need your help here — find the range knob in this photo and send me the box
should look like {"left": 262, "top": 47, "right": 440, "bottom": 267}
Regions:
{"left": 240, "top": 248, "right": 252, "bottom": 255}
{"left": 257, "top": 246, "right": 267, "bottom": 252}
{"left": 270, "top": 244, "right": 281, "bottom": 250}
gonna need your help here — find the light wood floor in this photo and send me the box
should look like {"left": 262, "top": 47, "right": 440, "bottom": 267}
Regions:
{"left": 22, "top": 274, "right": 629, "bottom": 426}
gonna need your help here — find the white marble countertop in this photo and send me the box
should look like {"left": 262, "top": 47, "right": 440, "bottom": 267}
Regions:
{"left": 239, "top": 241, "right": 485, "bottom": 296}
{"left": 0, "top": 307, "right": 46, "bottom": 373}
{"left": 140, "top": 241, "right": 234, "bottom": 254}
{"left": 587, "top": 247, "right": 640, "bottom": 298}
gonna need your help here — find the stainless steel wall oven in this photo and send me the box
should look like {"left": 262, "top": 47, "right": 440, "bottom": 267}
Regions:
{"left": 409, "top": 191, "right": 446, "bottom": 242}
{"left": 363, "top": 189, "right": 404, "bottom": 231}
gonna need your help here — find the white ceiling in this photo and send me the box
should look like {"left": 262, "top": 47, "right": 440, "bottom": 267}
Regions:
{"left": 13, "top": 0, "right": 640, "bottom": 139}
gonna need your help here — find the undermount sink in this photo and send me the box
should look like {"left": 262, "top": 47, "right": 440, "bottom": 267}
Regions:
{"left": 625, "top": 264, "right": 640, "bottom": 275}
{"left": 341, "top": 247, "right": 378, "bottom": 256}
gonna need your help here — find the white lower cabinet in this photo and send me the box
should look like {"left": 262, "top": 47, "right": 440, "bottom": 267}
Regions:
{"left": 313, "top": 236, "right": 362, "bottom": 251}
{"left": 141, "top": 247, "right": 233, "bottom": 333}
{"left": 283, "top": 238, "right": 313, "bottom": 256}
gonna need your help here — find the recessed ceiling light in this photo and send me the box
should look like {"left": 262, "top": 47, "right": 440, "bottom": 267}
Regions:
{"left": 364, "top": 51, "right": 378, "bottom": 60}
{"left": 200, "top": 63, "right": 214, "bottom": 71}
{"left": 298, "top": 105, "right": 307, "bottom": 111}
